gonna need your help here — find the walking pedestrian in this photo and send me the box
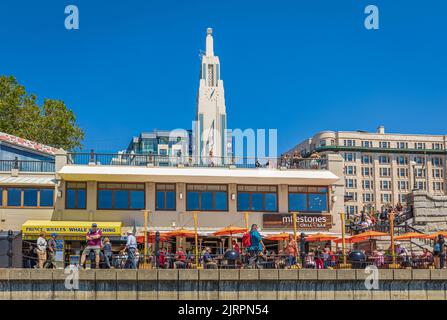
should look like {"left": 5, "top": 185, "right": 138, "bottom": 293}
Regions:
{"left": 248, "top": 224, "right": 265, "bottom": 269}
{"left": 103, "top": 237, "right": 113, "bottom": 268}
{"left": 36, "top": 232, "right": 47, "bottom": 269}
{"left": 45, "top": 233, "right": 57, "bottom": 269}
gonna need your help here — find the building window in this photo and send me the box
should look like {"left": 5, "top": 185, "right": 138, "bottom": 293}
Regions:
{"left": 5, "top": 187, "right": 54, "bottom": 208}
{"left": 432, "top": 143, "right": 444, "bottom": 150}
{"left": 398, "top": 168, "right": 408, "bottom": 178}
{"left": 97, "top": 183, "right": 145, "bottom": 210}
{"left": 66, "top": 182, "right": 87, "bottom": 209}
{"left": 187, "top": 184, "right": 228, "bottom": 211}
{"left": 156, "top": 183, "right": 176, "bottom": 210}
{"left": 345, "top": 166, "right": 356, "bottom": 175}
{"left": 363, "top": 193, "right": 373, "bottom": 203}
{"left": 381, "top": 193, "right": 392, "bottom": 204}
{"left": 414, "top": 157, "right": 425, "bottom": 165}
{"left": 361, "top": 155, "right": 372, "bottom": 164}
{"left": 362, "top": 167, "right": 372, "bottom": 177}
{"left": 345, "top": 179, "right": 357, "bottom": 189}
{"left": 378, "top": 155, "right": 390, "bottom": 164}
{"left": 361, "top": 141, "right": 373, "bottom": 148}
{"left": 379, "top": 167, "right": 391, "bottom": 177}
{"left": 397, "top": 156, "right": 408, "bottom": 165}
{"left": 433, "top": 169, "right": 443, "bottom": 179}
{"left": 344, "top": 153, "right": 356, "bottom": 162}
{"left": 397, "top": 142, "right": 408, "bottom": 149}
{"left": 288, "top": 186, "right": 328, "bottom": 213}
{"left": 415, "top": 142, "right": 426, "bottom": 150}
{"left": 379, "top": 141, "right": 390, "bottom": 148}
{"left": 344, "top": 140, "right": 356, "bottom": 147}
{"left": 380, "top": 180, "right": 391, "bottom": 190}
{"left": 432, "top": 158, "right": 443, "bottom": 167}
{"left": 237, "top": 185, "right": 277, "bottom": 212}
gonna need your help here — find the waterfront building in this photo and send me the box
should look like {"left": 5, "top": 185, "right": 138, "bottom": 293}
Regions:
{"left": 0, "top": 132, "right": 56, "bottom": 232}
{"left": 288, "top": 126, "right": 447, "bottom": 217}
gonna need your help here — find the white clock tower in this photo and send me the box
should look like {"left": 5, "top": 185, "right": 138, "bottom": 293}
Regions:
{"left": 194, "top": 28, "right": 228, "bottom": 164}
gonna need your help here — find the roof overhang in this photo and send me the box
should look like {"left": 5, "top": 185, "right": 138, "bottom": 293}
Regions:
{"left": 58, "top": 165, "right": 340, "bottom": 185}
{"left": 0, "top": 175, "right": 56, "bottom": 186}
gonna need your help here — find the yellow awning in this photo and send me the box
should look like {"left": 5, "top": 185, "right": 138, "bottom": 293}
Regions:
{"left": 22, "top": 220, "right": 122, "bottom": 237}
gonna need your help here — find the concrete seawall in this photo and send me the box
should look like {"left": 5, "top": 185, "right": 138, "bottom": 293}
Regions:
{"left": 1, "top": 268, "right": 447, "bottom": 300}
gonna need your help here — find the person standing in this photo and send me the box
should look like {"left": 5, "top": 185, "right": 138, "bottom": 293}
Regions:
{"left": 125, "top": 231, "right": 137, "bottom": 269}
{"left": 36, "top": 232, "right": 47, "bottom": 269}
{"left": 103, "top": 237, "right": 113, "bottom": 269}
{"left": 248, "top": 224, "right": 265, "bottom": 269}
{"left": 80, "top": 223, "right": 103, "bottom": 269}
{"left": 286, "top": 235, "right": 298, "bottom": 267}
{"left": 45, "top": 233, "right": 57, "bottom": 269}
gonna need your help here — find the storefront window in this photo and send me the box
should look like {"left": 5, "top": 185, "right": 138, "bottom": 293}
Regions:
{"left": 7, "top": 188, "right": 21, "bottom": 206}
{"left": 97, "top": 183, "right": 145, "bottom": 210}
{"left": 4, "top": 187, "right": 54, "bottom": 208}
{"left": 186, "top": 184, "right": 228, "bottom": 211}
{"left": 237, "top": 185, "right": 278, "bottom": 212}
{"left": 24, "top": 189, "right": 38, "bottom": 207}
{"left": 156, "top": 184, "right": 176, "bottom": 210}
{"left": 288, "top": 186, "right": 328, "bottom": 213}
{"left": 66, "top": 182, "right": 86, "bottom": 209}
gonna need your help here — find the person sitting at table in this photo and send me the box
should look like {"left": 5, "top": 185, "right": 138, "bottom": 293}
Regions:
{"left": 420, "top": 248, "right": 433, "bottom": 268}
{"left": 232, "top": 240, "right": 241, "bottom": 254}
{"left": 275, "top": 249, "right": 287, "bottom": 269}
{"left": 158, "top": 248, "right": 168, "bottom": 268}
{"left": 174, "top": 246, "right": 187, "bottom": 269}
{"left": 305, "top": 250, "right": 316, "bottom": 268}
{"left": 202, "top": 247, "right": 217, "bottom": 269}
{"left": 372, "top": 250, "right": 385, "bottom": 268}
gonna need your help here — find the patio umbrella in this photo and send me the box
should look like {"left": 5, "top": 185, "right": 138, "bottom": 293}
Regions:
{"left": 136, "top": 232, "right": 170, "bottom": 244}
{"left": 422, "top": 231, "right": 447, "bottom": 240}
{"left": 165, "top": 228, "right": 198, "bottom": 238}
{"left": 264, "top": 232, "right": 291, "bottom": 241}
{"left": 394, "top": 232, "right": 429, "bottom": 255}
{"left": 305, "top": 233, "right": 338, "bottom": 242}
{"left": 333, "top": 236, "right": 367, "bottom": 244}
{"left": 213, "top": 225, "right": 248, "bottom": 250}
{"left": 350, "top": 230, "right": 388, "bottom": 253}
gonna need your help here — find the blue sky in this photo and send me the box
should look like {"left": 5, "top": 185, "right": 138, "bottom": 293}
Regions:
{"left": 0, "top": 0, "right": 446, "bottom": 153}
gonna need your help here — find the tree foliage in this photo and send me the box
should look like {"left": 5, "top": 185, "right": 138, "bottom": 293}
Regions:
{"left": 0, "top": 75, "right": 84, "bottom": 150}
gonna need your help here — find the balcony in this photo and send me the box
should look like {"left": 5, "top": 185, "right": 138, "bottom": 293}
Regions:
{"left": 0, "top": 159, "right": 55, "bottom": 173}
{"left": 66, "top": 152, "right": 328, "bottom": 170}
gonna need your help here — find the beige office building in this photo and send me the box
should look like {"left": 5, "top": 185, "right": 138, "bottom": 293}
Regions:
{"left": 288, "top": 126, "right": 447, "bottom": 217}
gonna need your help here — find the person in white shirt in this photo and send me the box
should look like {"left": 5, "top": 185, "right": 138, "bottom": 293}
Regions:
{"left": 36, "top": 232, "right": 48, "bottom": 268}
{"left": 125, "top": 231, "right": 138, "bottom": 269}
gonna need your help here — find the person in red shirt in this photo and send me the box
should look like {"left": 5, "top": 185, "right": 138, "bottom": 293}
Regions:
{"left": 174, "top": 246, "right": 187, "bottom": 269}
{"left": 158, "top": 248, "right": 167, "bottom": 268}
{"left": 232, "top": 240, "right": 241, "bottom": 254}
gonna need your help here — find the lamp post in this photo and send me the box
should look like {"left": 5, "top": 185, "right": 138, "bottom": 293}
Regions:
{"left": 410, "top": 161, "right": 417, "bottom": 191}
{"left": 292, "top": 212, "right": 298, "bottom": 242}
{"left": 389, "top": 212, "right": 398, "bottom": 268}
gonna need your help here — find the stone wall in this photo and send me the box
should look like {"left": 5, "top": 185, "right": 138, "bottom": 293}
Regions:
{"left": 0, "top": 268, "right": 447, "bottom": 300}
{"left": 409, "top": 191, "right": 447, "bottom": 232}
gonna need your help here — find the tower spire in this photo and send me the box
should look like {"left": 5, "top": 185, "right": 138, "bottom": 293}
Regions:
{"left": 206, "top": 27, "right": 214, "bottom": 56}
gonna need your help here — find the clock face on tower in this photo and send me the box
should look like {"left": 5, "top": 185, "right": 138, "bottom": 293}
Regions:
{"left": 205, "top": 88, "right": 218, "bottom": 102}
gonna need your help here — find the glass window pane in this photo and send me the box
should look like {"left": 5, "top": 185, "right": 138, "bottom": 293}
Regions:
{"left": 289, "top": 193, "right": 307, "bottom": 211}
{"left": 67, "top": 190, "right": 76, "bottom": 209}
{"left": 115, "top": 190, "right": 129, "bottom": 209}
{"left": 98, "top": 190, "right": 113, "bottom": 209}
{"left": 237, "top": 192, "right": 249, "bottom": 211}
{"left": 130, "top": 190, "right": 144, "bottom": 209}
{"left": 187, "top": 192, "right": 199, "bottom": 210}
{"left": 309, "top": 193, "right": 328, "bottom": 212}
{"left": 8, "top": 189, "right": 21, "bottom": 206}
{"left": 77, "top": 190, "right": 86, "bottom": 209}
{"left": 166, "top": 191, "right": 175, "bottom": 210}
{"left": 201, "top": 192, "right": 213, "bottom": 210}
{"left": 251, "top": 193, "right": 263, "bottom": 211}
{"left": 24, "top": 189, "right": 38, "bottom": 207}
{"left": 215, "top": 192, "right": 227, "bottom": 210}
{"left": 265, "top": 193, "right": 277, "bottom": 211}
{"left": 156, "top": 191, "right": 165, "bottom": 210}
{"left": 40, "top": 189, "right": 54, "bottom": 207}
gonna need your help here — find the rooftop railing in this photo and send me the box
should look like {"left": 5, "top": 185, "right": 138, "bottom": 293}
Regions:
{"left": 66, "top": 152, "right": 328, "bottom": 170}
{"left": 0, "top": 159, "right": 55, "bottom": 173}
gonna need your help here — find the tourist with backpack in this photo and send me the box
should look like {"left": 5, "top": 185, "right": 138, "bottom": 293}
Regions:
{"left": 247, "top": 224, "right": 265, "bottom": 269}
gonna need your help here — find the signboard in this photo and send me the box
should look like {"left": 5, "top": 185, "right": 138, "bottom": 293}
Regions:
{"left": 22, "top": 220, "right": 122, "bottom": 236}
{"left": 263, "top": 214, "right": 332, "bottom": 231}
